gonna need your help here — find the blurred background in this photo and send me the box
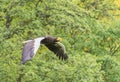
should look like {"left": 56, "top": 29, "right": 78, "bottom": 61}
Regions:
{"left": 0, "top": 0, "right": 120, "bottom": 82}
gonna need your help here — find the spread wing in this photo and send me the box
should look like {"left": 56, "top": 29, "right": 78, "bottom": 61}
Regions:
{"left": 21, "top": 37, "right": 45, "bottom": 64}
{"left": 45, "top": 42, "right": 68, "bottom": 60}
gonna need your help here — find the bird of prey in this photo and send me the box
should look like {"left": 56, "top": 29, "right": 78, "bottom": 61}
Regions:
{"left": 21, "top": 36, "right": 68, "bottom": 64}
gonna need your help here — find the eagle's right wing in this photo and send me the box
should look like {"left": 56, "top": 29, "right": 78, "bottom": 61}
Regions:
{"left": 45, "top": 42, "right": 68, "bottom": 60}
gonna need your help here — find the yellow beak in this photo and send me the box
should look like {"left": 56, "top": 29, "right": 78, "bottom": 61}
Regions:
{"left": 57, "top": 37, "right": 62, "bottom": 42}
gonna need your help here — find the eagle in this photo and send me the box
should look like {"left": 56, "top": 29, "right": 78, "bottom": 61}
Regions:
{"left": 21, "top": 36, "right": 68, "bottom": 64}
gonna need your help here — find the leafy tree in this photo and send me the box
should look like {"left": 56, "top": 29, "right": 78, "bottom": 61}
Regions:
{"left": 0, "top": 0, "right": 120, "bottom": 82}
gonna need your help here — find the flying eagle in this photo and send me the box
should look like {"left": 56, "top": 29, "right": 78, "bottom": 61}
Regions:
{"left": 21, "top": 36, "right": 68, "bottom": 64}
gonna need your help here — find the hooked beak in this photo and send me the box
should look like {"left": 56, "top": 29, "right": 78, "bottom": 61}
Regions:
{"left": 56, "top": 37, "right": 62, "bottom": 42}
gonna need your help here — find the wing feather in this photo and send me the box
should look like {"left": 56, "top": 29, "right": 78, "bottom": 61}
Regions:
{"left": 21, "top": 37, "right": 45, "bottom": 64}
{"left": 45, "top": 42, "right": 68, "bottom": 60}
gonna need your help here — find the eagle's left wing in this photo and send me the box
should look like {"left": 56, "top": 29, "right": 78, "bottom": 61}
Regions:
{"left": 21, "top": 37, "right": 45, "bottom": 64}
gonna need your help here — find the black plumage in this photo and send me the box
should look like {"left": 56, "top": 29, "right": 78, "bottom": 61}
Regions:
{"left": 45, "top": 42, "right": 68, "bottom": 60}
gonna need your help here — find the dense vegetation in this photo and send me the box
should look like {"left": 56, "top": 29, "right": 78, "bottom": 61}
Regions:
{"left": 0, "top": 0, "right": 120, "bottom": 82}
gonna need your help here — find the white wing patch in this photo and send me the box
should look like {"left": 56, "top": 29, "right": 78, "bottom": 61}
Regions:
{"left": 21, "top": 37, "right": 45, "bottom": 64}
{"left": 33, "top": 37, "right": 45, "bottom": 54}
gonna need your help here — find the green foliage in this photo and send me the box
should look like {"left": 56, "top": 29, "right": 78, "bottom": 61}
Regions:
{"left": 0, "top": 0, "right": 120, "bottom": 82}
{"left": 98, "top": 55, "right": 120, "bottom": 82}
{"left": 72, "top": 0, "right": 115, "bottom": 19}
{"left": 17, "top": 53, "right": 104, "bottom": 82}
